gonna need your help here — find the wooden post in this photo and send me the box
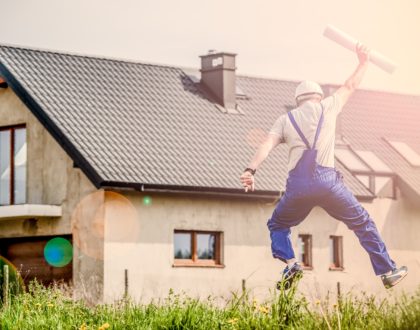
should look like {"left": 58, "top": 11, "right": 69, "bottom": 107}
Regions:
{"left": 3, "top": 265, "right": 9, "bottom": 307}
{"left": 241, "top": 279, "right": 246, "bottom": 293}
{"left": 124, "top": 269, "right": 128, "bottom": 298}
{"left": 337, "top": 281, "right": 341, "bottom": 306}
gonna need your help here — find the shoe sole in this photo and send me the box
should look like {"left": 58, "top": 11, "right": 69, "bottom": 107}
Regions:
{"left": 384, "top": 271, "right": 408, "bottom": 289}
{"left": 276, "top": 271, "right": 303, "bottom": 290}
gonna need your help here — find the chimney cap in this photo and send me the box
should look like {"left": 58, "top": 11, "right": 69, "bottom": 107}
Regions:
{"left": 199, "top": 51, "right": 237, "bottom": 58}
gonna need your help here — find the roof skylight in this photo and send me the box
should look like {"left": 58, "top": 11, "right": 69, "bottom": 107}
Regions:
{"left": 335, "top": 149, "right": 370, "bottom": 172}
{"left": 387, "top": 141, "right": 420, "bottom": 166}
{"left": 354, "top": 150, "right": 393, "bottom": 173}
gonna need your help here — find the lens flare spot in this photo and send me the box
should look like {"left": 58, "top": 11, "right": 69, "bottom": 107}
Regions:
{"left": 143, "top": 196, "right": 152, "bottom": 206}
{"left": 246, "top": 128, "right": 267, "bottom": 148}
{"left": 44, "top": 237, "right": 73, "bottom": 267}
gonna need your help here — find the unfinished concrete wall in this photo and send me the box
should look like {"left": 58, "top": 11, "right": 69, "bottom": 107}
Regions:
{"left": 0, "top": 87, "right": 103, "bottom": 301}
{"left": 103, "top": 190, "right": 420, "bottom": 304}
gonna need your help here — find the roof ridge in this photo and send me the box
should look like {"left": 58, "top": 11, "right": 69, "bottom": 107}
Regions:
{"left": 180, "top": 66, "right": 420, "bottom": 98}
{"left": 1, "top": 43, "right": 419, "bottom": 98}
{"left": 0, "top": 42, "right": 183, "bottom": 71}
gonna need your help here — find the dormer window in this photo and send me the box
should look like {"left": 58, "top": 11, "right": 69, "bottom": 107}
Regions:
{"left": 0, "top": 125, "right": 26, "bottom": 205}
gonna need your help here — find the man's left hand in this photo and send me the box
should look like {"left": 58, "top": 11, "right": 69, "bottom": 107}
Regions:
{"left": 240, "top": 171, "right": 255, "bottom": 192}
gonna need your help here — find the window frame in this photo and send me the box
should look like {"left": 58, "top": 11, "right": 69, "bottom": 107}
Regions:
{"left": 297, "top": 234, "right": 312, "bottom": 270}
{"left": 329, "top": 235, "right": 344, "bottom": 271}
{"left": 0, "top": 124, "right": 26, "bottom": 205}
{"left": 173, "top": 229, "right": 224, "bottom": 268}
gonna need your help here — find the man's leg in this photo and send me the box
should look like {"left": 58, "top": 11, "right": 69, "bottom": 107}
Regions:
{"left": 267, "top": 191, "right": 313, "bottom": 263}
{"left": 321, "top": 180, "right": 396, "bottom": 275}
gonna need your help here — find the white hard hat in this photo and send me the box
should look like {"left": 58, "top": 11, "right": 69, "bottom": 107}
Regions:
{"left": 295, "top": 81, "right": 324, "bottom": 100}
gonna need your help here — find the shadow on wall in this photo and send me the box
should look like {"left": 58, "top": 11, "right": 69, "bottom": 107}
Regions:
{"left": 380, "top": 197, "right": 420, "bottom": 251}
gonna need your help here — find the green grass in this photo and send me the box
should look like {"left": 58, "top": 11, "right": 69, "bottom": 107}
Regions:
{"left": 0, "top": 281, "right": 419, "bottom": 330}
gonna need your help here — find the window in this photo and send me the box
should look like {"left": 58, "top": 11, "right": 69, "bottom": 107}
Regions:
{"left": 386, "top": 140, "right": 420, "bottom": 167}
{"left": 329, "top": 236, "right": 343, "bottom": 270}
{"left": 0, "top": 125, "right": 26, "bottom": 205}
{"left": 297, "top": 234, "right": 312, "bottom": 269}
{"left": 173, "top": 230, "right": 223, "bottom": 267}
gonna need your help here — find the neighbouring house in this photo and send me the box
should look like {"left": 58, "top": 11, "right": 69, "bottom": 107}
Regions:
{"left": 0, "top": 45, "right": 419, "bottom": 304}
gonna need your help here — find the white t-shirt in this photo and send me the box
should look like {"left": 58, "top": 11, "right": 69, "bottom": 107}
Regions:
{"left": 269, "top": 94, "right": 343, "bottom": 172}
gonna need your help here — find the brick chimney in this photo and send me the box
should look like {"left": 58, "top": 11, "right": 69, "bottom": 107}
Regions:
{"left": 200, "top": 50, "right": 237, "bottom": 110}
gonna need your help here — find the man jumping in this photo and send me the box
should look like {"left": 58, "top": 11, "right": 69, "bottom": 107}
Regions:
{"left": 240, "top": 44, "right": 408, "bottom": 289}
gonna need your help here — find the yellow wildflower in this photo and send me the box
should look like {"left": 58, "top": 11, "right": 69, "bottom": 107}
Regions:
{"left": 315, "top": 300, "right": 321, "bottom": 305}
{"left": 47, "top": 303, "right": 54, "bottom": 308}
{"left": 80, "top": 323, "right": 87, "bottom": 330}
{"left": 99, "top": 323, "right": 110, "bottom": 330}
{"left": 227, "top": 318, "right": 238, "bottom": 324}
{"left": 259, "top": 305, "right": 270, "bottom": 314}
{"left": 35, "top": 303, "right": 42, "bottom": 307}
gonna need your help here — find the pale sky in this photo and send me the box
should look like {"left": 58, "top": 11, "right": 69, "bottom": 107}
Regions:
{"left": 1, "top": 0, "right": 419, "bottom": 95}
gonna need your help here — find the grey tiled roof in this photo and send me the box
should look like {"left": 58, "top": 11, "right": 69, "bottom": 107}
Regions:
{"left": 2, "top": 45, "right": 417, "bottom": 199}
{"left": 340, "top": 89, "right": 420, "bottom": 198}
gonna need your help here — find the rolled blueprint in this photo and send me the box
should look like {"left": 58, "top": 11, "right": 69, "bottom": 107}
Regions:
{"left": 323, "top": 25, "right": 397, "bottom": 74}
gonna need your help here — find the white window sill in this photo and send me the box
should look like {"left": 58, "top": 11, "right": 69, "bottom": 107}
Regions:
{"left": 0, "top": 204, "right": 62, "bottom": 220}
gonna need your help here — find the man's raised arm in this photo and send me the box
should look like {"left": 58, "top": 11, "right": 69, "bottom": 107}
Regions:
{"left": 335, "top": 43, "right": 370, "bottom": 106}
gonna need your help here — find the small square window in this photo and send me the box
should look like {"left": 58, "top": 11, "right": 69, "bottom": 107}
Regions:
{"left": 174, "top": 232, "right": 192, "bottom": 259}
{"left": 329, "top": 236, "right": 343, "bottom": 270}
{"left": 173, "top": 230, "right": 223, "bottom": 267}
{"left": 297, "top": 234, "right": 312, "bottom": 269}
{"left": 196, "top": 233, "right": 216, "bottom": 260}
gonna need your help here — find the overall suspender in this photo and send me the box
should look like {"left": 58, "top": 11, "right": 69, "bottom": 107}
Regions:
{"left": 287, "top": 104, "right": 324, "bottom": 150}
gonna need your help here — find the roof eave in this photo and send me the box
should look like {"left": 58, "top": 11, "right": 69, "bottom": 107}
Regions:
{"left": 0, "top": 61, "right": 104, "bottom": 189}
{"left": 100, "top": 180, "right": 281, "bottom": 201}
{"left": 100, "top": 180, "right": 375, "bottom": 202}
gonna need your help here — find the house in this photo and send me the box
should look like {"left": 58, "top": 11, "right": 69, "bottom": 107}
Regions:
{"left": 0, "top": 45, "right": 419, "bottom": 303}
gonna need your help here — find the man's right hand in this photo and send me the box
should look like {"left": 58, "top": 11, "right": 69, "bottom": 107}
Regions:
{"left": 335, "top": 42, "right": 370, "bottom": 107}
{"left": 356, "top": 42, "right": 370, "bottom": 65}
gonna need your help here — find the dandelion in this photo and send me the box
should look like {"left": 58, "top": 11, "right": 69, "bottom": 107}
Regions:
{"left": 227, "top": 318, "right": 238, "bottom": 324}
{"left": 47, "top": 303, "right": 54, "bottom": 308}
{"left": 98, "top": 323, "right": 110, "bottom": 330}
{"left": 79, "top": 323, "right": 87, "bottom": 330}
{"left": 259, "top": 305, "right": 270, "bottom": 314}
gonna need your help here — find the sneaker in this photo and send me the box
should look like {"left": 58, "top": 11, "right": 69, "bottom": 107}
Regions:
{"left": 276, "top": 262, "right": 303, "bottom": 290}
{"left": 381, "top": 266, "right": 408, "bottom": 289}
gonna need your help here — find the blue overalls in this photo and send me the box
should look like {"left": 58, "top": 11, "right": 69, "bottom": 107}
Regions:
{"left": 266, "top": 106, "right": 396, "bottom": 275}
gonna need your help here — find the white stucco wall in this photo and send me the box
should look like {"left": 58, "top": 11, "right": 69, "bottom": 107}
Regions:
{"left": 103, "top": 190, "right": 420, "bottom": 304}
{"left": 0, "top": 88, "right": 102, "bottom": 301}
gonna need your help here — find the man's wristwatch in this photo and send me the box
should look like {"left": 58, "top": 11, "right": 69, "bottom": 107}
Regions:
{"left": 244, "top": 167, "right": 256, "bottom": 175}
